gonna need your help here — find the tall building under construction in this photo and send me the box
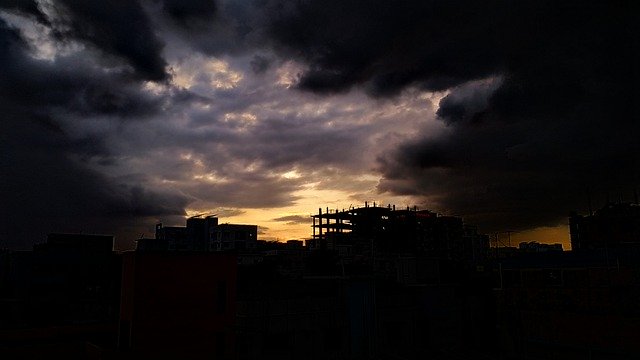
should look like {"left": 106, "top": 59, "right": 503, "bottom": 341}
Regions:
{"left": 308, "top": 202, "right": 488, "bottom": 262}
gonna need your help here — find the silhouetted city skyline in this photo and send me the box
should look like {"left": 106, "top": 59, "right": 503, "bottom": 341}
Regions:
{"left": 1, "top": 1, "right": 639, "bottom": 359}
{"left": 2, "top": 201, "right": 640, "bottom": 358}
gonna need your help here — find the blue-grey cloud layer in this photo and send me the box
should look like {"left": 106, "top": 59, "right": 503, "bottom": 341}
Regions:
{"left": 1, "top": 0, "right": 638, "bottom": 249}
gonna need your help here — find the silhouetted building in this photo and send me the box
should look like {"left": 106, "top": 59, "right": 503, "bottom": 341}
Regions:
{"left": 570, "top": 202, "right": 640, "bottom": 251}
{"left": 210, "top": 223, "right": 257, "bottom": 251}
{"left": 118, "top": 252, "right": 237, "bottom": 359}
{"left": 236, "top": 260, "right": 495, "bottom": 360}
{"left": 311, "top": 204, "right": 484, "bottom": 261}
{"left": 143, "top": 215, "right": 257, "bottom": 252}
{"left": 0, "top": 234, "right": 121, "bottom": 357}
{"left": 307, "top": 204, "right": 489, "bottom": 283}
{"left": 494, "top": 249, "right": 640, "bottom": 359}
{"left": 1, "top": 233, "right": 119, "bottom": 329}
{"left": 464, "top": 225, "right": 491, "bottom": 261}
{"left": 235, "top": 276, "right": 349, "bottom": 360}
{"left": 135, "top": 237, "right": 168, "bottom": 252}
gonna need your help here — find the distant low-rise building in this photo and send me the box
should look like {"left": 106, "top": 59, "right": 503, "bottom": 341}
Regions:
{"left": 519, "top": 241, "right": 563, "bottom": 253}
{"left": 570, "top": 202, "right": 640, "bottom": 251}
{"left": 139, "top": 215, "right": 257, "bottom": 252}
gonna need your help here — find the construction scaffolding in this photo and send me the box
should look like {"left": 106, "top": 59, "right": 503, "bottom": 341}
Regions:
{"left": 311, "top": 202, "right": 432, "bottom": 240}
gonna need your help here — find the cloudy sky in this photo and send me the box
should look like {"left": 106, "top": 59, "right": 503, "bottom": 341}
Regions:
{"left": 1, "top": 0, "right": 637, "bottom": 250}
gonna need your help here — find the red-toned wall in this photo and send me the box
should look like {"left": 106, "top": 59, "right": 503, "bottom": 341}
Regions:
{"left": 119, "top": 252, "right": 237, "bottom": 359}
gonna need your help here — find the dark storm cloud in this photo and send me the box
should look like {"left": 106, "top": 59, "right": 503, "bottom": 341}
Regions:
{"left": 363, "top": 1, "right": 638, "bottom": 231}
{"left": 0, "top": 0, "right": 169, "bottom": 81}
{"left": 250, "top": 54, "right": 271, "bottom": 74}
{"left": 151, "top": 0, "right": 261, "bottom": 57}
{"left": 436, "top": 79, "right": 501, "bottom": 125}
{"left": 55, "top": 0, "right": 168, "bottom": 81}
{"left": 0, "top": 109, "right": 189, "bottom": 249}
{"left": 247, "top": 0, "right": 639, "bottom": 231}
{"left": 0, "top": 21, "right": 186, "bottom": 249}
{"left": 0, "top": 0, "right": 48, "bottom": 24}
{"left": 161, "top": 0, "right": 217, "bottom": 29}
{"left": 184, "top": 172, "right": 303, "bottom": 209}
{"left": 235, "top": 116, "right": 369, "bottom": 170}
{"left": 3, "top": 0, "right": 638, "bottom": 247}
{"left": 262, "top": 0, "right": 507, "bottom": 96}
{"left": 0, "top": 18, "right": 167, "bottom": 119}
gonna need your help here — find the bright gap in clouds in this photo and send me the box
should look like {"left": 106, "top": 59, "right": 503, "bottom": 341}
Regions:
{"left": 0, "top": 6, "right": 526, "bottom": 246}
{"left": 124, "top": 47, "right": 447, "bottom": 243}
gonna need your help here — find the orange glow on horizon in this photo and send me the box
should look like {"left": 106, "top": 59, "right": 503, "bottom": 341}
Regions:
{"left": 509, "top": 225, "right": 571, "bottom": 250}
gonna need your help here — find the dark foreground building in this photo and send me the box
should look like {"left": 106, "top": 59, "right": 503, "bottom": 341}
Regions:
{"left": 235, "top": 261, "right": 495, "bottom": 360}
{"left": 0, "top": 233, "right": 120, "bottom": 358}
{"left": 116, "top": 252, "right": 237, "bottom": 359}
{"left": 4, "top": 203, "right": 640, "bottom": 359}
{"left": 570, "top": 202, "right": 640, "bottom": 251}
{"left": 232, "top": 204, "right": 495, "bottom": 359}
{"left": 494, "top": 248, "right": 640, "bottom": 359}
